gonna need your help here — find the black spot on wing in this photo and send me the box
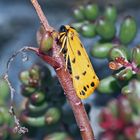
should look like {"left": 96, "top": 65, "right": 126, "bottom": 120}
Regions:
{"left": 71, "top": 36, "right": 73, "bottom": 40}
{"left": 80, "top": 43, "right": 83, "bottom": 48}
{"left": 83, "top": 86, "right": 87, "bottom": 91}
{"left": 82, "top": 71, "right": 87, "bottom": 75}
{"left": 72, "top": 58, "right": 76, "bottom": 63}
{"left": 75, "top": 75, "right": 80, "bottom": 80}
{"left": 77, "top": 50, "right": 81, "bottom": 56}
{"left": 91, "top": 82, "right": 95, "bottom": 87}
{"left": 81, "top": 90, "right": 85, "bottom": 95}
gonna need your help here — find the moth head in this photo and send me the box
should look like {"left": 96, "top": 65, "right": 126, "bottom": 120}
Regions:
{"left": 59, "top": 25, "right": 67, "bottom": 33}
{"left": 59, "top": 25, "right": 77, "bottom": 38}
{"left": 59, "top": 25, "right": 75, "bottom": 31}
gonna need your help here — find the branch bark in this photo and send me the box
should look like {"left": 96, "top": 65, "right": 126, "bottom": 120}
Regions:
{"left": 30, "top": 0, "right": 95, "bottom": 139}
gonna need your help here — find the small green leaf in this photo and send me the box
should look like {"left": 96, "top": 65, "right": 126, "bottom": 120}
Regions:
{"left": 104, "top": 4, "right": 117, "bottom": 23}
{"left": 131, "top": 45, "right": 140, "bottom": 66}
{"left": 96, "top": 18, "right": 116, "bottom": 40}
{"left": 81, "top": 23, "right": 96, "bottom": 38}
{"left": 115, "top": 68, "right": 133, "bottom": 81}
{"left": 109, "top": 46, "right": 128, "bottom": 61}
{"left": 19, "top": 71, "right": 30, "bottom": 85}
{"left": 91, "top": 42, "right": 114, "bottom": 58}
{"left": 119, "top": 16, "right": 137, "bottom": 45}
{"left": 45, "top": 107, "right": 62, "bottom": 125}
{"left": 40, "top": 34, "right": 53, "bottom": 54}
{"left": 97, "top": 76, "right": 120, "bottom": 94}
{"left": 30, "top": 91, "right": 45, "bottom": 105}
{"left": 73, "top": 6, "right": 85, "bottom": 21}
{"left": 84, "top": 3, "right": 99, "bottom": 20}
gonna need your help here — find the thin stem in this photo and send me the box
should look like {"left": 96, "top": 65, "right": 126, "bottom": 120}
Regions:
{"left": 31, "top": 0, "right": 54, "bottom": 32}
{"left": 30, "top": 0, "right": 95, "bottom": 139}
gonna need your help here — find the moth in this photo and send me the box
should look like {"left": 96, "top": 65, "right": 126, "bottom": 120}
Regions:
{"left": 58, "top": 25, "right": 99, "bottom": 99}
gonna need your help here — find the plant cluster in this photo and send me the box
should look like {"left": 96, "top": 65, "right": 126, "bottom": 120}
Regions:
{"left": 72, "top": 3, "right": 139, "bottom": 95}
{"left": 19, "top": 64, "right": 91, "bottom": 139}
{"left": 98, "top": 93, "right": 140, "bottom": 140}
{"left": 72, "top": 3, "right": 140, "bottom": 140}
{"left": 0, "top": 78, "right": 22, "bottom": 140}
{"left": 1, "top": 2, "right": 139, "bottom": 140}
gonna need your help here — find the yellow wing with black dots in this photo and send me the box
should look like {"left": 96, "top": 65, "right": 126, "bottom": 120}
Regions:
{"left": 58, "top": 25, "right": 99, "bottom": 99}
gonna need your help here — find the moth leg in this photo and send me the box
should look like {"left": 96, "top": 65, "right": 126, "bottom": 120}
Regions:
{"left": 58, "top": 36, "right": 66, "bottom": 54}
{"left": 65, "top": 52, "right": 69, "bottom": 71}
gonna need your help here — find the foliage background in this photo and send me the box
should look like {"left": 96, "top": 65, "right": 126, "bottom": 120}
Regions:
{"left": 0, "top": 0, "right": 140, "bottom": 139}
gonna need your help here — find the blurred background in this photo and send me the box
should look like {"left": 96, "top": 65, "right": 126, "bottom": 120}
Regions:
{"left": 0, "top": 0, "right": 140, "bottom": 140}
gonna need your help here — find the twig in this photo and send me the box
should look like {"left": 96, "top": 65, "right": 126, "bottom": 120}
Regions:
{"left": 30, "top": 0, "right": 95, "bottom": 139}
{"left": 31, "top": 0, "right": 54, "bottom": 32}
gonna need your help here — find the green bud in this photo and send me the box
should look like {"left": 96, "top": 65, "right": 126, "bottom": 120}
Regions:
{"left": 45, "top": 107, "right": 61, "bottom": 125}
{"left": 84, "top": 3, "right": 99, "bottom": 21}
{"left": 0, "top": 107, "right": 11, "bottom": 125}
{"left": 96, "top": 18, "right": 116, "bottom": 40}
{"left": 104, "top": 4, "right": 117, "bottom": 23}
{"left": 109, "top": 46, "right": 128, "bottom": 60}
{"left": 97, "top": 76, "right": 120, "bottom": 94}
{"left": 29, "top": 67, "right": 40, "bottom": 81}
{"left": 40, "top": 33, "right": 53, "bottom": 54}
{"left": 119, "top": 16, "right": 137, "bottom": 45}
{"left": 131, "top": 45, "right": 140, "bottom": 66}
{"left": 91, "top": 42, "right": 114, "bottom": 58}
{"left": 81, "top": 23, "right": 96, "bottom": 37}
{"left": 115, "top": 68, "right": 133, "bottom": 81}
{"left": 19, "top": 71, "right": 30, "bottom": 85}
{"left": 36, "top": 25, "right": 46, "bottom": 46}
{"left": 21, "top": 113, "right": 46, "bottom": 127}
{"left": 26, "top": 102, "right": 48, "bottom": 113}
{"left": 0, "top": 78, "right": 10, "bottom": 102}
{"left": 30, "top": 91, "right": 45, "bottom": 105}
{"left": 73, "top": 6, "right": 85, "bottom": 21}
{"left": 21, "top": 86, "right": 36, "bottom": 97}
{"left": 115, "top": 68, "right": 133, "bottom": 80}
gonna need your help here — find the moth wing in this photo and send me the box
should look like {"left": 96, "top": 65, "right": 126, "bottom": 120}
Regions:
{"left": 67, "top": 35, "right": 99, "bottom": 99}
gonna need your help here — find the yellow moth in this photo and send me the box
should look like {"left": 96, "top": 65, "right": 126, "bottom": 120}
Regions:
{"left": 58, "top": 25, "right": 99, "bottom": 99}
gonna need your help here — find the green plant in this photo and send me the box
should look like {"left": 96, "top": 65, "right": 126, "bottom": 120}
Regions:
{"left": 72, "top": 3, "right": 138, "bottom": 95}
{"left": 98, "top": 91, "right": 140, "bottom": 140}
{"left": 18, "top": 64, "right": 91, "bottom": 139}
{"left": 0, "top": 78, "right": 22, "bottom": 140}
{"left": 72, "top": 2, "right": 139, "bottom": 140}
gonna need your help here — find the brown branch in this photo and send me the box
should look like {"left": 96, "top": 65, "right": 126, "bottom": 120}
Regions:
{"left": 30, "top": 0, "right": 95, "bottom": 139}
{"left": 27, "top": 47, "right": 60, "bottom": 68}
{"left": 31, "top": 0, "right": 54, "bottom": 32}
